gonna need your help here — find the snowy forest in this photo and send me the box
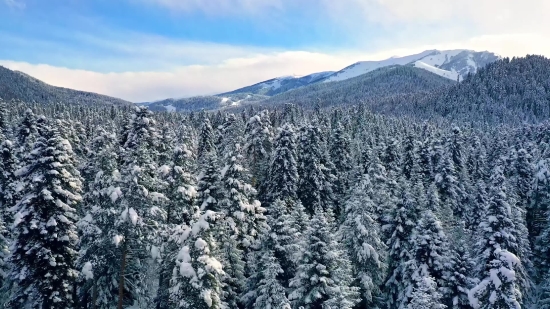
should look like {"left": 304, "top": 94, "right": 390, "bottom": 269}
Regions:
{"left": 1, "top": 56, "right": 550, "bottom": 309}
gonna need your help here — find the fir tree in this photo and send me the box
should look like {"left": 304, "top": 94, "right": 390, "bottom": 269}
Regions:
{"left": 469, "top": 163, "right": 525, "bottom": 309}
{"left": 297, "top": 124, "right": 334, "bottom": 214}
{"left": 76, "top": 127, "right": 123, "bottom": 309}
{"left": 9, "top": 123, "right": 82, "bottom": 308}
{"left": 265, "top": 124, "right": 299, "bottom": 204}
{"left": 341, "top": 174, "right": 387, "bottom": 306}
{"left": 171, "top": 211, "right": 226, "bottom": 309}
{"left": 289, "top": 208, "right": 359, "bottom": 309}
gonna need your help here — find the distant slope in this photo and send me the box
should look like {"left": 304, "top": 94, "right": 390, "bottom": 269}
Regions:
{"left": 0, "top": 66, "right": 130, "bottom": 106}
{"left": 141, "top": 93, "right": 269, "bottom": 112}
{"left": 321, "top": 49, "right": 500, "bottom": 83}
{"left": 261, "top": 65, "right": 454, "bottom": 108}
{"left": 0, "top": 66, "right": 132, "bottom": 105}
{"left": 219, "top": 71, "right": 334, "bottom": 96}
{"left": 421, "top": 55, "right": 550, "bottom": 124}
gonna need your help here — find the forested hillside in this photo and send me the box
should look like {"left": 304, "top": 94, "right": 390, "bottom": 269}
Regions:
{"left": 1, "top": 51, "right": 550, "bottom": 309}
{"left": 0, "top": 66, "right": 131, "bottom": 106}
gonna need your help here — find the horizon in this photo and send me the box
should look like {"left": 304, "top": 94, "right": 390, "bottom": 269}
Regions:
{"left": 1, "top": 0, "right": 549, "bottom": 102}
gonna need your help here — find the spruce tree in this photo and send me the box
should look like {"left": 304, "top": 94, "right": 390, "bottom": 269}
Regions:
{"left": 265, "top": 123, "right": 299, "bottom": 204}
{"left": 341, "top": 174, "right": 387, "bottom": 306}
{"left": 469, "top": 163, "right": 525, "bottom": 309}
{"left": 76, "top": 127, "right": 123, "bottom": 309}
{"left": 9, "top": 122, "right": 82, "bottom": 308}
{"left": 289, "top": 208, "right": 359, "bottom": 309}
{"left": 244, "top": 110, "right": 273, "bottom": 189}
{"left": 385, "top": 180, "right": 419, "bottom": 309}
{"left": 297, "top": 124, "right": 334, "bottom": 214}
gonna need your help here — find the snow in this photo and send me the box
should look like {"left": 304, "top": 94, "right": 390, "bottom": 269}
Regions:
{"left": 46, "top": 217, "right": 57, "bottom": 227}
{"left": 82, "top": 262, "right": 94, "bottom": 280}
{"left": 110, "top": 187, "right": 123, "bottom": 202}
{"left": 195, "top": 238, "right": 208, "bottom": 250}
{"left": 151, "top": 245, "right": 161, "bottom": 260}
{"left": 323, "top": 49, "right": 474, "bottom": 83}
{"left": 113, "top": 235, "right": 124, "bottom": 247}
{"left": 164, "top": 104, "right": 176, "bottom": 112}
{"left": 128, "top": 207, "right": 138, "bottom": 225}
{"left": 414, "top": 61, "right": 460, "bottom": 81}
{"left": 202, "top": 289, "right": 213, "bottom": 307}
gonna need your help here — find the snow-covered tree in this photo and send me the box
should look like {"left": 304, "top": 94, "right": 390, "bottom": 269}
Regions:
{"left": 408, "top": 271, "right": 446, "bottom": 309}
{"left": 469, "top": 163, "right": 525, "bottom": 309}
{"left": 171, "top": 211, "right": 226, "bottom": 309}
{"left": 341, "top": 174, "right": 387, "bottom": 306}
{"left": 76, "top": 127, "right": 123, "bottom": 309}
{"left": 289, "top": 208, "right": 359, "bottom": 309}
{"left": 385, "top": 180, "right": 419, "bottom": 309}
{"left": 115, "top": 106, "right": 165, "bottom": 307}
{"left": 265, "top": 123, "right": 299, "bottom": 204}
{"left": 9, "top": 122, "right": 82, "bottom": 308}
{"left": 297, "top": 124, "right": 334, "bottom": 214}
{"left": 244, "top": 110, "right": 273, "bottom": 189}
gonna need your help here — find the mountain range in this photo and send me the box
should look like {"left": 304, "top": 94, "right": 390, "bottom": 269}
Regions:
{"left": 0, "top": 49, "right": 500, "bottom": 111}
{"left": 140, "top": 49, "right": 500, "bottom": 112}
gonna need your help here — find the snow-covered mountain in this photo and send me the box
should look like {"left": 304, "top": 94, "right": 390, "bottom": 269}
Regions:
{"left": 219, "top": 71, "right": 334, "bottom": 96}
{"left": 322, "top": 49, "right": 500, "bottom": 83}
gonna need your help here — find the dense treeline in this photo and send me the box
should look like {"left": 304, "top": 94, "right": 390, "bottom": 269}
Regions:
{"left": 1, "top": 91, "right": 550, "bottom": 309}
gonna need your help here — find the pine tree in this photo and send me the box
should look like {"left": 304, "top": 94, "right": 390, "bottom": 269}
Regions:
{"left": 265, "top": 124, "right": 299, "bottom": 204}
{"left": 447, "top": 243, "right": 476, "bottom": 309}
{"left": 197, "top": 118, "right": 216, "bottom": 162}
{"left": 156, "top": 143, "right": 197, "bottom": 309}
{"left": 297, "top": 124, "right": 334, "bottom": 214}
{"left": 9, "top": 123, "right": 82, "bottom": 308}
{"left": 469, "top": 163, "right": 524, "bottom": 309}
{"left": 218, "top": 146, "right": 266, "bottom": 307}
{"left": 242, "top": 225, "right": 291, "bottom": 309}
{"left": 171, "top": 210, "right": 226, "bottom": 309}
{"left": 264, "top": 199, "right": 301, "bottom": 287}
{"left": 341, "top": 174, "right": 387, "bottom": 306}
{"left": 76, "top": 127, "right": 123, "bottom": 309}
{"left": 244, "top": 110, "right": 273, "bottom": 189}
{"left": 115, "top": 106, "right": 165, "bottom": 308}
{"left": 289, "top": 208, "right": 359, "bottom": 309}
{"left": 403, "top": 133, "right": 421, "bottom": 180}
{"left": 409, "top": 208, "right": 452, "bottom": 305}
{"left": 385, "top": 180, "right": 419, "bottom": 309}
{"left": 330, "top": 122, "right": 353, "bottom": 214}
{"left": 407, "top": 272, "right": 446, "bottom": 309}
{"left": 15, "top": 108, "right": 38, "bottom": 159}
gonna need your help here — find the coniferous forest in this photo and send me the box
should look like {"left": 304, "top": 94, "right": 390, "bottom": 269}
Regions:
{"left": 1, "top": 56, "right": 550, "bottom": 309}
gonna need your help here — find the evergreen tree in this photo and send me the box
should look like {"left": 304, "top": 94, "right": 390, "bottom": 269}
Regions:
{"left": 76, "top": 127, "right": 123, "bottom": 309}
{"left": 9, "top": 123, "right": 82, "bottom": 308}
{"left": 330, "top": 122, "right": 353, "bottom": 214}
{"left": 297, "top": 124, "right": 334, "bottom": 214}
{"left": 244, "top": 110, "right": 273, "bottom": 189}
{"left": 197, "top": 118, "right": 216, "bottom": 162}
{"left": 341, "top": 174, "right": 387, "bottom": 306}
{"left": 407, "top": 272, "right": 446, "bottom": 309}
{"left": 265, "top": 124, "right": 299, "bottom": 204}
{"left": 469, "top": 163, "right": 525, "bottom": 309}
{"left": 385, "top": 180, "right": 419, "bottom": 309}
{"left": 171, "top": 210, "right": 226, "bottom": 309}
{"left": 409, "top": 208, "right": 452, "bottom": 305}
{"left": 115, "top": 106, "right": 164, "bottom": 308}
{"left": 289, "top": 208, "right": 359, "bottom": 309}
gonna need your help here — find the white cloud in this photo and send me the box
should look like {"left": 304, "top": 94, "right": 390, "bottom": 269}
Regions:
{"left": 0, "top": 51, "right": 362, "bottom": 102}
{"left": 3, "top": 31, "right": 549, "bottom": 103}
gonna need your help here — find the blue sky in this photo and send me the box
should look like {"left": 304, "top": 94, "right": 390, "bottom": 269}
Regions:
{"left": 1, "top": 0, "right": 549, "bottom": 101}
